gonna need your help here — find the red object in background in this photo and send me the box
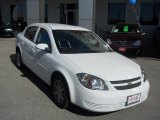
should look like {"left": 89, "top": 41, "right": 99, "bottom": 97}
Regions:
{"left": 119, "top": 48, "right": 126, "bottom": 52}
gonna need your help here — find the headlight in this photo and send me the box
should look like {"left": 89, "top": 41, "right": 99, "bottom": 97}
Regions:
{"left": 133, "top": 40, "right": 141, "bottom": 46}
{"left": 76, "top": 73, "right": 108, "bottom": 90}
{"left": 141, "top": 67, "right": 146, "bottom": 82}
{"left": 106, "top": 38, "right": 112, "bottom": 45}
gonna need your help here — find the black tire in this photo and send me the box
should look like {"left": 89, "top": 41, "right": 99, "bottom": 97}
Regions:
{"left": 51, "top": 74, "right": 69, "bottom": 109}
{"left": 16, "top": 51, "right": 24, "bottom": 69}
{"left": 136, "top": 50, "right": 143, "bottom": 57}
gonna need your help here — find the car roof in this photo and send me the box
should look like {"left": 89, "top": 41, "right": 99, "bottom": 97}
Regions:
{"left": 116, "top": 22, "right": 139, "bottom": 27}
{"left": 117, "top": 22, "right": 138, "bottom": 25}
{"left": 31, "top": 23, "right": 90, "bottom": 31}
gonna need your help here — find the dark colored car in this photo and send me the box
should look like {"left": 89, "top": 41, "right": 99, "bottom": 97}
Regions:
{"left": 106, "top": 23, "right": 145, "bottom": 55}
{"left": 0, "top": 21, "right": 27, "bottom": 37}
{"left": 153, "top": 26, "right": 160, "bottom": 57}
{"left": 0, "top": 22, "right": 15, "bottom": 37}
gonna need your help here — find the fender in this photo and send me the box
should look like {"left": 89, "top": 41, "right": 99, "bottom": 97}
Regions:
{"left": 50, "top": 67, "right": 78, "bottom": 104}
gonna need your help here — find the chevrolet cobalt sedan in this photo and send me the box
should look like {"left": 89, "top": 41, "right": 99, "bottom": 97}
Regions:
{"left": 16, "top": 23, "right": 149, "bottom": 112}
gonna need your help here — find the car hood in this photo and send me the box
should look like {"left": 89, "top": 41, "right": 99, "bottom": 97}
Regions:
{"left": 62, "top": 52, "right": 141, "bottom": 81}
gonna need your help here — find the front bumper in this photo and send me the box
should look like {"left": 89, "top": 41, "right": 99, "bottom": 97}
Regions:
{"left": 111, "top": 46, "right": 142, "bottom": 54}
{"left": 0, "top": 31, "right": 15, "bottom": 37}
{"left": 3, "top": 31, "right": 15, "bottom": 37}
{"left": 76, "top": 80, "right": 149, "bottom": 112}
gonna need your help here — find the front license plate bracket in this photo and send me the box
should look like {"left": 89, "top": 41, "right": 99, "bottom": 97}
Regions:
{"left": 119, "top": 47, "right": 126, "bottom": 52}
{"left": 126, "top": 93, "right": 141, "bottom": 106}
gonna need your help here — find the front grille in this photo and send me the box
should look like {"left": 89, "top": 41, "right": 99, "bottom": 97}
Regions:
{"left": 110, "top": 77, "right": 141, "bottom": 90}
{"left": 112, "top": 41, "right": 133, "bottom": 47}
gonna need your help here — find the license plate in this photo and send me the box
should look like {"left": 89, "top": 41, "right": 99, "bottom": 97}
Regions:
{"left": 119, "top": 47, "right": 126, "bottom": 52}
{"left": 126, "top": 93, "right": 141, "bottom": 106}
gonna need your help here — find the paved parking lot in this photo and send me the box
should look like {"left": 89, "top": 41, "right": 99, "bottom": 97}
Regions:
{"left": 0, "top": 38, "right": 160, "bottom": 120}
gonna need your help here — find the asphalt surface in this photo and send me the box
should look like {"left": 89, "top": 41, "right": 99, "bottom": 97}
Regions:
{"left": 0, "top": 38, "right": 160, "bottom": 120}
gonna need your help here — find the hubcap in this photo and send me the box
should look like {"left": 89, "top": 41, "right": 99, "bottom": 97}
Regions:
{"left": 53, "top": 79, "right": 65, "bottom": 105}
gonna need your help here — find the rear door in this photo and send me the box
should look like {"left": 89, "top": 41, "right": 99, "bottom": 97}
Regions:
{"left": 21, "top": 26, "right": 39, "bottom": 69}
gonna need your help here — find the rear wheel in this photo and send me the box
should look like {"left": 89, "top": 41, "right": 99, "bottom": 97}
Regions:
{"left": 51, "top": 74, "right": 69, "bottom": 109}
{"left": 16, "top": 51, "right": 24, "bottom": 69}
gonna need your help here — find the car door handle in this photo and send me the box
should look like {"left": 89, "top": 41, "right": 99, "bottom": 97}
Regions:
{"left": 32, "top": 48, "right": 36, "bottom": 52}
{"left": 21, "top": 41, "right": 24, "bottom": 45}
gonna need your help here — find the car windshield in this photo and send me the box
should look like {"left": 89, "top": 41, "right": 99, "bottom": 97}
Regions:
{"left": 111, "top": 24, "right": 141, "bottom": 34}
{"left": 52, "top": 30, "right": 111, "bottom": 54}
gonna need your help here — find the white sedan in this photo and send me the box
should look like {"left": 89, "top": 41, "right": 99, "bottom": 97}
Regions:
{"left": 15, "top": 23, "right": 150, "bottom": 112}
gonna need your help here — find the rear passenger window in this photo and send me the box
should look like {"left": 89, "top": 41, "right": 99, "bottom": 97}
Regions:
{"left": 24, "top": 26, "right": 38, "bottom": 42}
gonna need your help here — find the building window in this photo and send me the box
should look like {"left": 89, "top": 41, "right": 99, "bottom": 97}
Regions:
{"left": 140, "top": 2, "right": 160, "bottom": 25}
{"left": 108, "top": 3, "right": 126, "bottom": 25}
{"left": 60, "top": 4, "right": 78, "bottom": 25}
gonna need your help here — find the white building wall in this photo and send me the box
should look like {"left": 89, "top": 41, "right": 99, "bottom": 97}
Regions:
{"left": 27, "top": 0, "right": 45, "bottom": 25}
{"left": 78, "top": 0, "right": 95, "bottom": 31}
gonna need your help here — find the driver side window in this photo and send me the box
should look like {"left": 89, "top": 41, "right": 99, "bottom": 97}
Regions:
{"left": 36, "top": 28, "right": 52, "bottom": 49}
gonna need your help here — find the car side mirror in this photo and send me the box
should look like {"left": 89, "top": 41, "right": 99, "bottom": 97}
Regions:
{"left": 36, "top": 43, "right": 51, "bottom": 53}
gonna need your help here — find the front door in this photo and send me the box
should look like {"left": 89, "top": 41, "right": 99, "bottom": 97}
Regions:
{"left": 32, "top": 27, "right": 52, "bottom": 84}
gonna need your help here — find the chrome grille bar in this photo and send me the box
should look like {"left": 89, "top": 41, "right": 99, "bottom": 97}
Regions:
{"left": 110, "top": 77, "right": 141, "bottom": 84}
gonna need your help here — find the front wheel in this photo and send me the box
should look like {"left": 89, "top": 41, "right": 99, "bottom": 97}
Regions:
{"left": 52, "top": 74, "right": 69, "bottom": 109}
{"left": 135, "top": 49, "right": 143, "bottom": 57}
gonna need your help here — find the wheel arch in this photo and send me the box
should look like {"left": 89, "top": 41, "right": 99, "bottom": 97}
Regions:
{"left": 51, "top": 71, "right": 70, "bottom": 97}
{"left": 16, "top": 46, "right": 20, "bottom": 53}
{"left": 16, "top": 46, "right": 22, "bottom": 57}
{"left": 50, "top": 70, "right": 76, "bottom": 104}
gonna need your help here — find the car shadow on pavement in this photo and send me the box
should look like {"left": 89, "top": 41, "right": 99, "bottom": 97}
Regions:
{"left": 66, "top": 104, "right": 116, "bottom": 116}
{"left": 10, "top": 54, "right": 52, "bottom": 99}
{"left": 10, "top": 54, "right": 114, "bottom": 116}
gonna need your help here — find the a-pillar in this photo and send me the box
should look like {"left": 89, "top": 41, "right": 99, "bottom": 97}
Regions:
{"left": 78, "top": 0, "right": 96, "bottom": 31}
{"left": 27, "top": 0, "right": 45, "bottom": 25}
